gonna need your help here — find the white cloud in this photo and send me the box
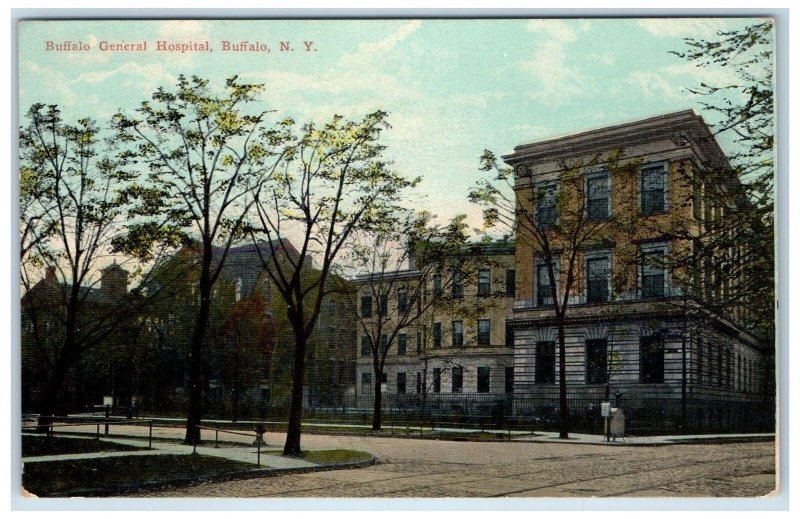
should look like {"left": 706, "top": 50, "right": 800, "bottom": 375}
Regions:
{"left": 626, "top": 62, "right": 742, "bottom": 101}
{"left": 637, "top": 18, "right": 730, "bottom": 39}
{"left": 339, "top": 20, "right": 422, "bottom": 69}
{"left": 520, "top": 20, "right": 589, "bottom": 105}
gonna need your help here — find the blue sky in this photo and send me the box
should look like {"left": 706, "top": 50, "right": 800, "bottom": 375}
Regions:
{"left": 18, "top": 17, "right": 763, "bottom": 228}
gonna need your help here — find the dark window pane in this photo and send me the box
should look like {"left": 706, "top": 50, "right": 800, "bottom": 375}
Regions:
{"left": 433, "top": 368, "right": 441, "bottom": 393}
{"left": 379, "top": 294, "right": 388, "bottom": 315}
{"left": 477, "top": 367, "right": 490, "bottom": 393}
{"left": 398, "top": 290, "right": 408, "bottom": 314}
{"left": 397, "top": 372, "right": 406, "bottom": 394}
{"left": 640, "top": 336, "right": 664, "bottom": 383}
{"left": 506, "top": 269, "right": 516, "bottom": 296}
{"left": 416, "top": 372, "right": 422, "bottom": 393}
{"left": 452, "top": 271, "right": 463, "bottom": 298}
{"left": 433, "top": 322, "right": 442, "bottom": 348}
{"left": 505, "top": 366, "right": 514, "bottom": 393}
{"left": 478, "top": 319, "right": 491, "bottom": 345}
{"left": 361, "top": 336, "right": 372, "bottom": 356}
{"left": 536, "top": 183, "right": 558, "bottom": 228}
{"left": 452, "top": 321, "right": 463, "bottom": 346}
{"left": 452, "top": 367, "right": 463, "bottom": 393}
{"left": 586, "top": 339, "right": 608, "bottom": 384}
{"left": 361, "top": 295, "right": 372, "bottom": 317}
{"left": 478, "top": 268, "right": 491, "bottom": 296}
{"left": 380, "top": 335, "right": 388, "bottom": 353}
{"left": 535, "top": 341, "right": 556, "bottom": 384}
{"left": 587, "top": 257, "right": 610, "bottom": 303}
{"left": 641, "top": 250, "right": 665, "bottom": 299}
{"left": 587, "top": 175, "right": 610, "bottom": 220}
{"left": 537, "top": 264, "right": 555, "bottom": 307}
{"left": 397, "top": 334, "right": 407, "bottom": 356}
{"left": 433, "top": 274, "right": 442, "bottom": 297}
{"left": 641, "top": 166, "right": 666, "bottom": 215}
{"left": 361, "top": 372, "right": 372, "bottom": 393}
{"left": 505, "top": 320, "right": 514, "bottom": 347}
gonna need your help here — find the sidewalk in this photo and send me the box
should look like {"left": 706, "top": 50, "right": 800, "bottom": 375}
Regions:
{"left": 21, "top": 434, "right": 317, "bottom": 470}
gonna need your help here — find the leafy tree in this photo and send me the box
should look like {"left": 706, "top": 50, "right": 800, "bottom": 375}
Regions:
{"left": 249, "top": 110, "right": 416, "bottom": 455}
{"left": 348, "top": 210, "right": 486, "bottom": 430}
{"left": 470, "top": 150, "right": 636, "bottom": 439}
{"left": 112, "top": 75, "right": 292, "bottom": 443}
{"left": 19, "top": 104, "right": 133, "bottom": 427}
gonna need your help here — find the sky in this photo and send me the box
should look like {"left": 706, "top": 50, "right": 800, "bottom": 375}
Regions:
{"left": 17, "top": 17, "right": 764, "bottom": 229}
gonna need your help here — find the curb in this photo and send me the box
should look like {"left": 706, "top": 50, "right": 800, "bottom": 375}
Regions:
{"left": 36, "top": 455, "right": 377, "bottom": 498}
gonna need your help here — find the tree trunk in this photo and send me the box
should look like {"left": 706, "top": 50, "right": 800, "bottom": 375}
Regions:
{"left": 283, "top": 334, "right": 307, "bottom": 456}
{"left": 184, "top": 247, "right": 213, "bottom": 445}
{"left": 372, "top": 370, "right": 383, "bottom": 430}
{"left": 557, "top": 318, "right": 570, "bottom": 439}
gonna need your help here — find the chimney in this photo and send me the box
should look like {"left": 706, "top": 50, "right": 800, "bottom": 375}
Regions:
{"left": 100, "top": 262, "right": 129, "bottom": 299}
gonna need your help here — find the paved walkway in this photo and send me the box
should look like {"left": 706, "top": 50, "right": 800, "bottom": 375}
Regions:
{"left": 21, "top": 434, "right": 317, "bottom": 470}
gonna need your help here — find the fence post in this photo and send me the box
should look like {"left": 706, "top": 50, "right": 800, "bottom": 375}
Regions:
{"left": 149, "top": 421, "right": 153, "bottom": 450}
{"left": 215, "top": 429, "right": 219, "bottom": 448}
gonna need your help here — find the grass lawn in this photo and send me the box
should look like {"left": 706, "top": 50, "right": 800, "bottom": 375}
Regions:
{"left": 22, "top": 454, "right": 257, "bottom": 497}
{"left": 22, "top": 435, "right": 148, "bottom": 457}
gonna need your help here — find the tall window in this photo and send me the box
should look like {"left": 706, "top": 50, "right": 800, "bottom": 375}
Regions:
{"left": 452, "top": 271, "right": 464, "bottom": 299}
{"left": 397, "top": 372, "right": 406, "bottom": 394}
{"left": 586, "top": 256, "right": 610, "bottom": 303}
{"left": 416, "top": 372, "right": 422, "bottom": 393}
{"left": 416, "top": 331, "right": 422, "bottom": 354}
{"left": 641, "top": 249, "right": 666, "bottom": 299}
{"left": 535, "top": 341, "right": 556, "bottom": 384}
{"left": 640, "top": 164, "right": 667, "bottom": 215}
{"left": 433, "top": 368, "right": 441, "bottom": 393}
{"left": 536, "top": 182, "right": 558, "bottom": 228}
{"left": 433, "top": 273, "right": 442, "bottom": 297}
{"left": 478, "top": 268, "right": 491, "bottom": 296}
{"left": 478, "top": 319, "right": 491, "bottom": 345}
{"left": 477, "top": 367, "right": 491, "bottom": 393}
{"left": 361, "top": 295, "right": 372, "bottom": 317}
{"left": 361, "top": 372, "right": 372, "bottom": 394}
{"left": 585, "top": 339, "right": 608, "bottom": 384}
{"left": 640, "top": 336, "right": 664, "bottom": 383}
{"left": 378, "top": 294, "right": 388, "bottom": 316}
{"left": 506, "top": 269, "right": 516, "bottom": 296}
{"left": 452, "top": 321, "right": 464, "bottom": 346}
{"left": 380, "top": 335, "right": 388, "bottom": 354}
{"left": 452, "top": 366, "right": 463, "bottom": 393}
{"left": 397, "top": 334, "right": 407, "bottom": 356}
{"left": 397, "top": 289, "right": 408, "bottom": 314}
{"left": 505, "top": 320, "right": 514, "bottom": 347}
{"left": 361, "top": 336, "right": 372, "bottom": 356}
{"left": 536, "top": 263, "right": 556, "bottom": 307}
{"left": 433, "top": 322, "right": 442, "bottom": 348}
{"left": 505, "top": 366, "right": 514, "bottom": 393}
{"left": 586, "top": 173, "right": 610, "bottom": 221}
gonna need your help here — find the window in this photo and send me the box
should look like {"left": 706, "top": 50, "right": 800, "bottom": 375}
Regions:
{"left": 452, "top": 321, "right": 464, "bottom": 346}
{"left": 397, "top": 289, "right": 408, "bottom": 314}
{"left": 433, "top": 368, "right": 441, "bottom": 393}
{"left": 506, "top": 269, "right": 516, "bottom": 296}
{"left": 477, "top": 367, "right": 490, "bottom": 393}
{"left": 536, "top": 262, "right": 556, "bottom": 307}
{"left": 586, "top": 256, "right": 610, "bottom": 303}
{"left": 416, "top": 331, "right": 422, "bottom": 354}
{"left": 585, "top": 339, "right": 608, "bottom": 384}
{"left": 433, "top": 273, "right": 442, "bottom": 297}
{"left": 433, "top": 322, "right": 442, "bottom": 348}
{"left": 452, "top": 271, "right": 464, "bottom": 299}
{"left": 478, "top": 319, "right": 491, "bottom": 345}
{"left": 640, "top": 164, "right": 667, "bottom": 215}
{"left": 586, "top": 173, "right": 610, "bottom": 221}
{"left": 361, "top": 295, "right": 372, "bottom": 318}
{"left": 640, "top": 336, "right": 664, "bottom": 383}
{"left": 641, "top": 249, "right": 666, "bottom": 299}
{"left": 452, "top": 366, "right": 463, "bottom": 393}
{"left": 416, "top": 372, "right": 422, "bottom": 393}
{"left": 505, "top": 366, "right": 514, "bottom": 393}
{"left": 536, "top": 182, "right": 558, "bottom": 228}
{"left": 397, "top": 334, "right": 407, "bottom": 356}
{"left": 361, "top": 336, "right": 372, "bottom": 356}
{"left": 380, "top": 335, "right": 388, "bottom": 354}
{"left": 397, "top": 372, "right": 406, "bottom": 394}
{"left": 361, "top": 372, "right": 372, "bottom": 394}
{"left": 535, "top": 341, "right": 556, "bottom": 384}
{"left": 505, "top": 320, "right": 514, "bottom": 347}
{"left": 478, "top": 268, "right": 491, "bottom": 296}
{"left": 378, "top": 294, "right": 388, "bottom": 316}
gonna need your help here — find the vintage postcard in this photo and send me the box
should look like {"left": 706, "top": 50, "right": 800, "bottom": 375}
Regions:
{"left": 15, "top": 14, "right": 779, "bottom": 505}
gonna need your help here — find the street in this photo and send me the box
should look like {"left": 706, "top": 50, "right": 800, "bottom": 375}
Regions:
{"left": 135, "top": 433, "right": 776, "bottom": 498}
